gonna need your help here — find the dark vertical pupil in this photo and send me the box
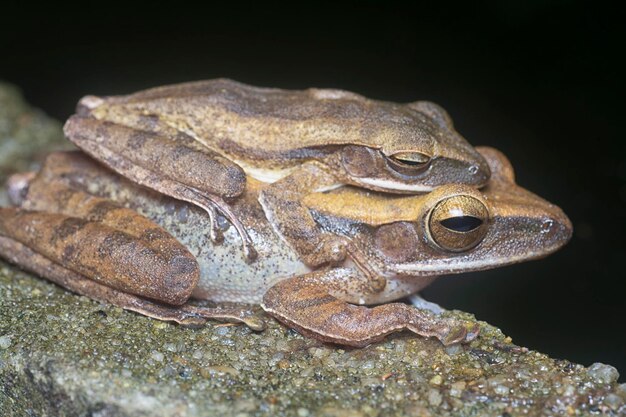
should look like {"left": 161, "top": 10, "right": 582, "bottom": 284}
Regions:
{"left": 439, "top": 216, "right": 483, "bottom": 232}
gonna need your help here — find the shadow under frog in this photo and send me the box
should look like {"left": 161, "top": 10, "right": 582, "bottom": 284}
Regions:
{"left": 0, "top": 147, "right": 571, "bottom": 347}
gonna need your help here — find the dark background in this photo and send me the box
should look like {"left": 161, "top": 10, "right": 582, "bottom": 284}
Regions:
{"left": 2, "top": 1, "right": 624, "bottom": 377}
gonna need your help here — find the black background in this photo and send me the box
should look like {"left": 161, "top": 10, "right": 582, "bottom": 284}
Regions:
{"left": 2, "top": 1, "right": 624, "bottom": 378}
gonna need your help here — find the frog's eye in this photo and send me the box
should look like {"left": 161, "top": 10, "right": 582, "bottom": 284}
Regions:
{"left": 428, "top": 195, "right": 489, "bottom": 252}
{"left": 387, "top": 152, "right": 431, "bottom": 176}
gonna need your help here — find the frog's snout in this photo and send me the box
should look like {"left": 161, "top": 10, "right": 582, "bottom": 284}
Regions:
{"left": 466, "top": 157, "right": 491, "bottom": 186}
{"left": 539, "top": 204, "right": 573, "bottom": 250}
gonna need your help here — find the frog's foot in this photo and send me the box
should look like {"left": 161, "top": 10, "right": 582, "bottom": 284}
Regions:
{"left": 193, "top": 193, "right": 258, "bottom": 262}
{"left": 183, "top": 304, "right": 266, "bottom": 331}
{"left": 0, "top": 234, "right": 264, "bottom": 330}
{"left": 262, "top": 275, "right": 479, "bottom": 347}
{"left": 172, "top": 184, "right": 257, "bottom": 261}
{"left": 64, "top": 116, "right": 257, "bottom": 262}
{"left": 110, "top": 152, "right": 258, "bottom": 262}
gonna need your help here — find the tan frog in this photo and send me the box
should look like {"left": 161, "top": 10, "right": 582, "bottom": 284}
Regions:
{"left": 65, "top": 79, "right": 491, "bottom": 264}
{"left": 0, "top": 147, "right": 570, "bottom": 346}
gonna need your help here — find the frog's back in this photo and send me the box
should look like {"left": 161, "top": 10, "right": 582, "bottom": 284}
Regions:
{"left": 94, "top": 78, "right": 438, "bottom": 163}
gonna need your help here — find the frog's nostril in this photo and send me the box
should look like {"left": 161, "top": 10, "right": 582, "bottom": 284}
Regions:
{"left": 466, "top": 160, "right": 491, "bottom": 186}
{"left": 541, "top": 212, "right": 573, "bottom": 248}
{"left": 540, "top": 219, "right": 555, "bottom": 234}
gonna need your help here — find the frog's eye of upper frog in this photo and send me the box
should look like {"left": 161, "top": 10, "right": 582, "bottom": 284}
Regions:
{"left": 340, "top": 146, "right": 431, "bottom": 179}
{"left": 427, "top": 195, "right": 489, "bottom": 252}
{"left": 386, "top": 152, "right": 432, "bottom": 177}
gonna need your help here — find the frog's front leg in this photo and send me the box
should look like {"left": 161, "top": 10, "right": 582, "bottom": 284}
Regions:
{"left": 259, "top": 162, "right": 349, "bottom": 267}
{"left": 261, "top": 269, "right": 479, "bottom": 347}
{"left": 64, "top": 115, "right": 257, "bottom": 261}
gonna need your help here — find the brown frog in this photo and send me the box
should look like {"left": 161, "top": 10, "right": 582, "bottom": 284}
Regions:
{"left": 0, "top": 147, "right": 571, "bottom": 346}
{"left": 65, "top": 79, "right": 491, "bottom": 264}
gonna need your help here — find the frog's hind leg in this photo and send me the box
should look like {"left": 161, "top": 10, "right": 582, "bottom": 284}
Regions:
{"left": 0, "top": 172, "right": 264, "bottom": 329}
{"left": 64, "top": 115, "right": 257, "bottom": 261}
{"left": 262, "top": 270, "right": 479, "bottom": 347}
{"left": 0, "top": 234, "right": 263, "bottom": 329}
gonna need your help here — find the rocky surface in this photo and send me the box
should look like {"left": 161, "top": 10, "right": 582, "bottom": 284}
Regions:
{"left": 1, "top": 82, "right": 625, "bottom": 416}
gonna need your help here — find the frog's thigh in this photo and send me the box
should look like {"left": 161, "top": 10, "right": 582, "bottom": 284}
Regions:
{"left": 259, "top": 163, "right": 346, "bottom": 267}
{"left": 261, "top": 270, "right": 478, "bottom": 347}
{"left": 65, "top": 115, "right": 246, "bottom": 199}
{"left": 0, "top": 206, "right": 198, "bottom": 305}
{"left": 64, "top": 116, "right": 256, "bottom": 260}
{"left": 0, "top": 235, "right": 263, "bottom": 329}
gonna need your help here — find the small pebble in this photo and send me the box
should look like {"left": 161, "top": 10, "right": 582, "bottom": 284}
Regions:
{"left": 587, "top": 363, "right": 619, "bottom": 384}
{"left": 562, "top": 384, "right": 575, "bottom": 396}
{"left": 153, "top": 321, "right": 168, "bottom": 330}
{"left": 604, "top": 393, "right": 623, "bottom": 410}
{"left": 297, "top": 407, "right": 310, "bottom": 417}
{"left": 214, "top": 326, "right": 231, "bottom": 336}
{"left": 0, "top": 335, "right": 11, "bottom": 349}
{"left": 427, "top": 389, "right": 442, "bottom": 406}
{"left": 268, "top": 352, "right": 284, "bottom": 366}
{"left": 361, "top": 377, "right": 381, "bottom": 387}
{"left": 429, "top": 375, "right": 443, "bottom": 386}
{"left": 449, "top": 381, "right": 466, "bottom": 397}
{"left": 163, "top": 342, "right": 177, "bottom": 352}
{"left": 445, "top": 344, "right": 463, "bottom": 356}
{"left": 494, "top": 385, "right": 510, "bottom": 396}
{"left": 151, "top": 350, "right": 164, "bottom": 362}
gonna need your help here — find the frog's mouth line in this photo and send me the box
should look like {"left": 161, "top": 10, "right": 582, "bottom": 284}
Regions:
{"left": 389, "top": 246, "right": 565, "bottom": 276}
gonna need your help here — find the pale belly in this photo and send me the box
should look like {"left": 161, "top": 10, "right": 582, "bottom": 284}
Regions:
{"left": 94, "top": 179, "right": 311, "bottom": 304}
{"left": 169, "top": 214, "right": 311, "bottom": 304}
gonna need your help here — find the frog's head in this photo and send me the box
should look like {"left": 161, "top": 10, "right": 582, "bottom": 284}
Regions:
{"left": 369, "top": 147, "right": 572, "bottom": 276}
{"left": 339, "top": 101, "right": 490, "bottom": 193}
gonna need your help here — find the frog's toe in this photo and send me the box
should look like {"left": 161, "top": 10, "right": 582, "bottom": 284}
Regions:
{"left": 182, "top": 304, "right": 265, "bottom": 330}
{"left": 439, "top": 321, "right": 480, "bottom": 345}
{"left": 178, "top": 315, "right": 210, "bottom": 328}
{"left": 209, "top": 216, "right": 225, "bottom": 244}
{"left": 201, "top": 194, "right": 257, "bottom": 262}
{"left": 440, "top": 325, "right": 469, "bottom": 346}
{"left": 241, "top": 315, "right": 266, "bottom": 331}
